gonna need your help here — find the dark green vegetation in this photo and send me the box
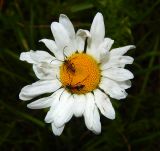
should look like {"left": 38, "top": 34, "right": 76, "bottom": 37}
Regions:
{"left": 0, "top": 0, "right": 160, "bottom": 150}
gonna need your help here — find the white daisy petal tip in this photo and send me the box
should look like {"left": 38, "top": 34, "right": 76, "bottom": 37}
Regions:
{"left": 19, "top": 52, "right": 25, "bottom": 61}
{"left": 51, "top": 123, "right": 65, "bottom": 136}
{"left": 102, "top": 68, "right": 134, "bottom": 81}
{"left": 39, "top": 39, "right": 44, "bottom": 43}
{"left": 108, "top": 111, "right": 116, "bottom": 120}
{"left": 130, "top": 45, "right": 136, "bottom": 49}
{"left": 19, "top": 51, "right": 33, "bottom": 63}
{"left": 110, "top": 45, "right": 136, "bottom": 57}
{"left": 121, "top": 56, "right": 134, "bottom": 65}
{"left": 59, "top": 14, "right": 75, "bottom": 38}
{"left": 39, "top": 39, "right": 51, "bottom": 44}
{"left": 105, "top": 38, "right": 114, "bottom": 50}
{"left": 59, "top": 14, "right": 72, "bottom": 24}
{"left": 126, "top": 45, "right": 136, "bottom": 52}
{"left": 91, "top": 12, "right": 105, "bottom": 37}
{"left": 27, "top": 103, "right": 35, "bottom": 109}
{"left": 50, "top": 22, "right": 61, "bottom": 34}
{"left": 124, "top": 45, "right": 136, "bottom": 50}
{"left": 26, "top": 96, "right": 53, "bottom": 109}
{"left": 50, "top": 21, "right": 57, "bottom": 28}
{"left": 130, "top": 72, "right": 134, "bottom": 79}
{"left": 76, "top": 29, "right": 91, "bottom": 38}
{"left": 131, "top": 57, "right": 134, "bottom": 64}
{"left": 59, "top": 14, "right": 67, "bottom": 18}
{"left": 44, "top": 110, "right": 54, "bottom": 123}
{"left": 19, "top": 92, "right": 30, "bottom": 101}
{"left": 95, "top": 12, "right": 103, "bottom": 18}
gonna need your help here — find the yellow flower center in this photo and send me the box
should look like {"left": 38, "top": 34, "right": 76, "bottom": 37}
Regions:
{"left": 60, "top": 53, "right": 101, "bottom": 94}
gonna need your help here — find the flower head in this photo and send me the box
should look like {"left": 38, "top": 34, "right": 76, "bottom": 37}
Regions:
{"left": 19, "top": 13, "right": 135, "bottom": 136}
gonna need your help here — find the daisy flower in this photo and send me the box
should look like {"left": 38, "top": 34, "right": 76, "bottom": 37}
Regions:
{"left": 19, "top": 12, "right": 135, "bottom": 136}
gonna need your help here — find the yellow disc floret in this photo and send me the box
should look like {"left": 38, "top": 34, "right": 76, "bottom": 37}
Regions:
{"left": 60, "top": 53, "right": 101, "bottom": 94}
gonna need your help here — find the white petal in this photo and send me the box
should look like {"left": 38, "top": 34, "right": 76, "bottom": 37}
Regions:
{"left": 39, "top": 39, "right": 57, "bottom": 53}
{"left": 44, "top": 88, "right": 65, "bottom": 123}
{"left": 98, "top": 38, "right": 114, "bottom": 63}
{"left": 76, "top": 29, "right": 91, "bottom": 38}
{"left": 90, "top": 12, "right": 105, "bottom": 48}
{"left": 51, "top": 22, "right": 70, "bottom": 47}
{"left": 52, "top": 91, "right": 74, "bottom": 127}
{"left": 100, "top": 78, "right": 128, "bottom": 100}
{"left": 99, "top": 53, "right": 109, "bottom": 64}
{"left": 94, "top": 89, "right": 115, "bottom": 119}
{"left": 102, "top": 68, "right": 134, "bottom": 81}
{"left": 101, "top": 56, "right": 134, "bottom": 70}
{"left": 19, "top": 79, "right": 61, "bottom": 101}
{"left": 39, "top": 39, "right": 63, "bottom": 59}
{"left": 30, "top": 50, "right": 55, "bottom": 64}
{"left": 20, "top": 50, "right": 55, "bottom": 64}
{"left": 92, "top": 106, "right": 101, "bottom": 134}
{"left": 20, "top": 51, "right": 35, "bottom": 64}
{"left": 99, "top": 38, "right": 114, "bottom": 54}
{"left": 109, "top": 56, "right": 134, "bottom": 65}
{"left": 51, "top": 122, "right": 65, "bottom": 136}
{"left": 84, "top": 93, "right": 94, "bottom": 130}
{"left": 87, "top": 13, "right": 105, "bottom": 61}
{"left": 100, "top": 58, "right": 125, "bottom": 69}
{"left": 73, "top": 94, "right": 86, "bottom": 117}
{"left": 59, "top": 14, "right": 75, "bottom": 39}
{"left": 27, "top": 95, "right": 53, "bottom": 109}
{"left": 110, "top": 45, "right": 135, "bottom": 57}
{"left": 51, "top": 22, "right": 74, "bottom": 56}
{"left": 33, "top": 64, "right": 59, "bottom": 80}
{"left": 84, "top": 93, "right": 101, "bottom": 134}
{"left": 117, "top": 80, "right": 131, "bottom": 89}
{"left": 76, "top": 29, "right": 91, "bottom": 53}
{"left": 117, "top": 56, "right": 134, "bottom": 64}
{"left": 51, "top": 88, "right": 65, "bottom": 108}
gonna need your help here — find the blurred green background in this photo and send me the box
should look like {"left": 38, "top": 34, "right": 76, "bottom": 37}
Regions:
{"left": 0, "top": 0, "right": 160, "bottom": 150}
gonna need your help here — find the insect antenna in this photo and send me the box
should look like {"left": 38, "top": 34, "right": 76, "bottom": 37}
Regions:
{"left": 50, "top": 46, "right": 69, "bottom": 64}
{"left": 56, "top": 75, "right": 62, "bottom": 84}
{"left": 50, "top": 58, "right": 64, "bottom": 64}
{"left": 58, "top": 88, "right": 66, "bottom": 101}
